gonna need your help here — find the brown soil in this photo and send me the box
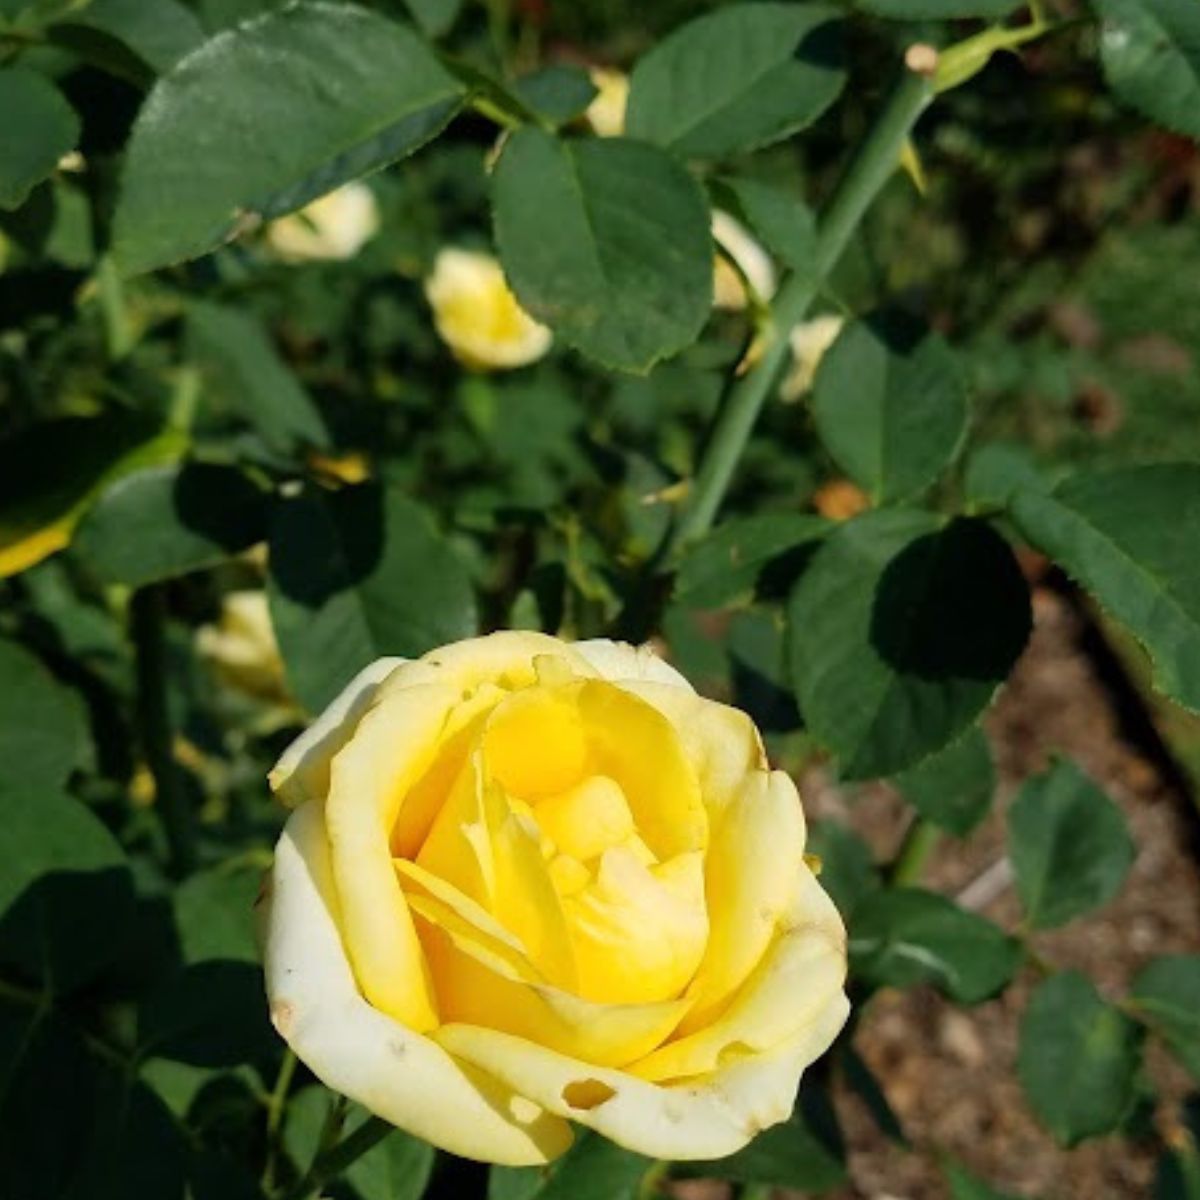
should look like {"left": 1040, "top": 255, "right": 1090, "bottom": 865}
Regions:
{"left": 797, "top": 587, "right": 1200, "bottom": 1200}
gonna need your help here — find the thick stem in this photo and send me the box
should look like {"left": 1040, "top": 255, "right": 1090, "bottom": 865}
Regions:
{"left": 666, "top": 69, "right": 934, "bottom": 555}
{"left": 130, "top": 587, "right": 195, "bottom": 876}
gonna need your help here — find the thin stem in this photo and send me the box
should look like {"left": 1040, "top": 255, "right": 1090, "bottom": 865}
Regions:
{"left": 261, "top": 1049, "right": 298, "bottom": 1191}
{"left": 666, "top": 68, "right": 934, "bottom": 555}
{"left": 889, "top": 816, "right": 941, "bottom": 886}
{"left": 131, "top": 587, "right": 195, "bottom": 876}
{"left": 282, "top": 1112, "right": 393, "bottom": 1200}
{"left": 96, "top": 255, "right": 134, "bottom": 362}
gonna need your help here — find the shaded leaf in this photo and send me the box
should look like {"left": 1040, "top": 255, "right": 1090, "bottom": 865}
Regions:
{"left": 807, "top": 821, "right": 880, "bottom": 920}
{"left": 1018, "top": 971, "right": 1141, "bottom": 1145}
{"left": 626, "top": 3, "right": 846, "bottom": 158}
{"left": 893, "top": 725, "right": 995, "bottom": 836}
{"left": 492, "top": 128, "right": 711, "bottom": 372}
{"left": 849, "top": 887, "right": 1020, "bottom": 1003}
{"left": 0, "top": 68, "right": 79, "bottom": 211}
{"left": 787, "top": 510, "right": 1030, "bottom": 779}
{"left": 1007, "top": 759, "right": 1134, "bottom": 929}
{"left": 1130, "top": 955, "right": 1200, "bottom": 1082}
{"left": 716, "top": 176, "right": 817, "bottom": 275}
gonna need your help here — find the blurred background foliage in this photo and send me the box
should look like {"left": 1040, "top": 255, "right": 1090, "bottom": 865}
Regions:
{"left": 3, "top": 0, "right": 1200, "bottom": 1197}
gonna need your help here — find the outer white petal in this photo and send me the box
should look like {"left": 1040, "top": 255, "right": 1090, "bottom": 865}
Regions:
{"left": 268, "top": 657, "right": 407, "bottom": 806}
{"left": 435, "top": 984, "right": 848, "bottom": 1161}
{"left": 571, "top": 639, "right": 694, "bottom": 691}
{"left": 263, "top": 801, "right": 573, "bottom": 1165}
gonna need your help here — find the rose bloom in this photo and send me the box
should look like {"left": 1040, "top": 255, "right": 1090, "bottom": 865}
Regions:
{"left": 197, "top": 590, "right": 289, "bottom": 705}
{"left": 265, "top": 182, "right": 380, "bottom": 263}
{"left": 711, "top": 210, "right": 777, "bottom": 312}
{"left": 424, "top": 248, "right": 552, "bottom": 371}
{"left": 586, "top": 67, "right": 629, "bottom": 137}
{"left": 262, "top": 632, "right": 848, "bottom": 1164}
{"left": 780, "top": 314, "right": 846, "bottom": 402}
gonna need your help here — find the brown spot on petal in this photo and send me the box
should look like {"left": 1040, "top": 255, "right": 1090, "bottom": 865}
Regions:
{"left": 561, "top": 1079, "right": 617, "bottom": 1110}
{"left": 270, "top": 1000, "right": 296, "bottom": 1037}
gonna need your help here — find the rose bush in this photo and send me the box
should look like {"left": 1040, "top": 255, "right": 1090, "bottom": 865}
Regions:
{"left": 262, "top": 631, "right": 847, "bottom": 1165}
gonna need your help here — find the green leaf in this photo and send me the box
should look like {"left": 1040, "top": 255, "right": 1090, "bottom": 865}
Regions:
{"left": 893, "top": 726, "right": 995, "bottom": 836}
{"left": 787, "top": 511, "right": 1031, "bottom": 779}
{"left": 675, "top": 513, "right": 829, "bottom": 608}
{"left": 0, "top": 639, "right": 89, "bottom": 792}
{"left": 73, "top": 461, "right": 267, "bottom": 587}
{"left": 1007, "top": 759, "right": 1134, "bottom": 929}
{"left": 0, "top": 68, "right": 79, "bottom": 210}
{"left": 807, "top": 821, "right": 880, "bottom": 919}
{"left": 1130, "top": 955, "right": 1200, "bottom": 1082}
{"left": 812, "top": 312, "right": 969, "bottom": 505}
{"left": 48, "top": 0, "right": 206, "bottom": 85}
{"left": 716, "top": 176, "right": 818, "bottom": 275}
{"left": 187, "top": 301, "right": 329, "bottom": 454}
{"left": 1011, "top": 464, "right": 1200, "bottom": 713}
{"left": 173, "top": 865, "right": 263, "bottom": 964}
{"left": 1018, "top": 971, "right": 1141, "bottom": 1145}
{"left": 491, "top": 1131, "right": 650, "bottom": 1200}
{"left": 401, "top": 0, "right": 461, "bottom": 37}
{"left": 513, "top": 65, "right": 597, "bottom": 125}
{"left": 625, "top": 3, "right": 846, "bottom": 158}
{"left": 0, "top": 415, "right": 185, "bottom": 579}
{"left": 113, "top": 1, "right": 465, "bottom": 274}
{"left": 1095, "top": 0, "right": 1200, "bottom": 141}
{"left": 855, "top": 0, "right": 1020, "bottom": 18}
{"left": 492, "top": 128, "right": 712, "bottom": 373}
{"left": 963, "top": 441, "right": 1047, "bottom": 511}
{"left": 0, "top": 784, "right": 135, "bottom": 992}
{"left": 269, "top": 483, "right": 477, "bottom": 712}
{"left": 943, "top": 1160, "right": 1023, "bottom": 1200}
{"left": 849, "top": 887, "right": 1020, "bottom": 1003}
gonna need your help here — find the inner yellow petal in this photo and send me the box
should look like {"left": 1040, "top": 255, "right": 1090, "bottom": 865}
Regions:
{"left": 484, "top": 687, "right": 589, "bottom": 799}
{"left": 535, "top": 775, "right": 634, "bottom": 862}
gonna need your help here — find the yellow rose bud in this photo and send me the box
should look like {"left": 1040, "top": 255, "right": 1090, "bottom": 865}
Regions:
{"left": 780, "top": 314, "right": 846, "bottom": 402}
{"left": 711, "top": 210, "right": 777, "bottom": 312}
{"left": 197, "top": 590, "right": 289, "bottom": 704}
{"left": 265, "top": 182, "right": 380, "bottom": 263}
{"left": 586, "top": 67, "right": 629, "bottom": 138}
{"left": 424, "top": 248, "right": 552, "bottom": 371}
{"left": 262, "top": 632, "right": 848, "bottom": 1165}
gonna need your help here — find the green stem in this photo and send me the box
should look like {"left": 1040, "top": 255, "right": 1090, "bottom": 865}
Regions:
{"left": 739, "top": 1185, "right": 775, "bottom": 1200}
{"left": 282, "top": 1113, "right": 393, "bottom": 1200}
{"left": 261, "top": 1049, "right": 298, "bottom": 1191}
{"left": 667, "top": 69, "right": 934, "bottom": 555}
{"left": 889, "top": 817, "right": 941, "bottom": 886}
{"left": 96, "top": 255, "right": 134, "bottom": 362}
{"left": 131, "top": 587, "right": 195, "bottom": 876}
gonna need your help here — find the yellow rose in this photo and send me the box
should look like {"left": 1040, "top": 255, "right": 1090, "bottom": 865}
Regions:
{"left": 780, "top": 314, "right": 846, "bottom": 402}
{"left": 265, "top": 182, "right": 380, "bottom": 263}
{"left": 196, "top": 590, "right": 289, "bottom": 704}
{"left": 711, "top": 210, "right": 777, "bottom": 312}
{"left": 262, "top": 631, "right": 847, "bottom": 1165}
{"left": 424, "top": 249, "right": 552, "bottom": 371}
{"left": 586, "top": 67, "right": 629, "bottom": 137}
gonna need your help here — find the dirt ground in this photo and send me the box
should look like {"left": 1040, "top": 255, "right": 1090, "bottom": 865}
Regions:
{"left": 679, "top": 586, "right": 1200, "bottom": 1200}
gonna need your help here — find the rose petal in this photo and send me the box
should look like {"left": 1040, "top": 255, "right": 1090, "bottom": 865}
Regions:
{"left": 572, "top": 639, "right": 693, "bottom": 690}
{"left": 419, "top": 631, "right": 596, "bottom": 691}
{"left": 268, "top": 657, "right": 407, "bottom": 806}
{"left": 263, "top": 801, "right": 573, "bottom": 1165}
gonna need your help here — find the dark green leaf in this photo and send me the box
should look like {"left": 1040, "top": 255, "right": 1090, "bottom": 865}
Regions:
{"left": 113, "top": 1, "right": 465, "bottom": 273}
{"left": 675, "top": 513, "right": 829, "bottom": 608}
{"left": 48, "top": 0, "right": 206, "bottom": 85}
{"left": 893, "top": 726, "right": 995, "bottom": 836}
{"left": 787, "top": 511, "right": 1031, "bottom": 779}
{"left": 513, "top": 65, "right": 598, "bottom": 125}
{"left": 401, "top": 0, "right": 461, "bottom": 37}
{"left": 1007, "top": 760, "right": 1134, "bottom": 929}
{"left": 625, "top": 3, "right": 846, "bottom": 158}
{"left": 269, "top": 483, "right": 477, "bottom": 712}
{"left": 1130, "top": 955, "right": 1200, "bottom": 1082}
{"left": 841, "top": 1044, "right": 907, "bottom": 1144}
{"left": 187, "top": 301, "right": 329, "bottom": 454}
{"left": 807, "top": 821, "right": 880, "bottom": 919}
{"left": 1018, "top": 971, "right": 1141, "bottom": 1145}
{"left": 943, "top": 1161, "right": 1023, "bottom": 1200}
{"left": 74, "top": 462, "right": 267, "bottom": 587}
{"left": 963, "top": 441, "right": 1047, "bottom": 511}
{"left": 849, "top": 887, "right": 1020, "bottom": 1003}
{"left": 716, "top": 176, "right": 817, "bottom": 275}
{"left": 1095, "top": 0, "right": 1200, "bottom": 141}
{"left": 491, "top": 1131, "right": 650, "bottom": 1200}
{"left": 0, "top": 638, "right": 88, "bottom": 791}
{"left": 173, "top": 865, "right": 262, "bottom": 964}
{"left": 0, "top": 68, "right": 79, "bottom": 211}
{"left": 855, "top": 0, "right": 1020, "bottom": 18}
{"left": 492, "top": 128, "right": 712, "bottom": 372}
{"left": 1011, "top": 464, "right": 1200, "bottom": 713}
{"left": 0, "top": 785, "right": 134, "bottom": 992}
{"left": 812, "top": 312, "right": 969, "bottom": 505}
